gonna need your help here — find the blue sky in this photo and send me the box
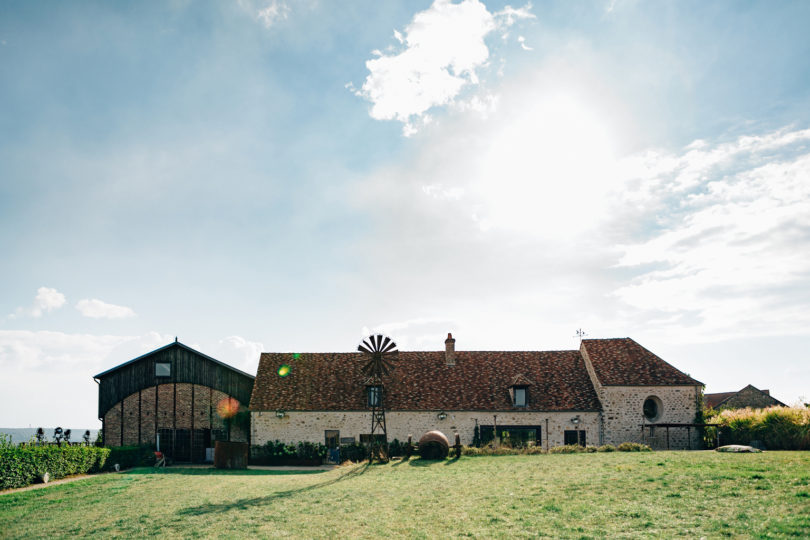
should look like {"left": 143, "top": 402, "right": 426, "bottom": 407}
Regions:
{"left": 1, "top": 0, "right": 809, "bottom": 427}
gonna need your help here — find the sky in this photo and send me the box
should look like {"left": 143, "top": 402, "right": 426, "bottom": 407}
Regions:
{"left": 1, "top": 0, "right": 809, "bottom": 428}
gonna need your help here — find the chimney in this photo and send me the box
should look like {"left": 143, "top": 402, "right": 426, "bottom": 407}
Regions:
{"left": 445, "top": 333, "right": 456, "bottom": 366}
{"left": 763, "top": 389, "right": 770, "bottom": 395}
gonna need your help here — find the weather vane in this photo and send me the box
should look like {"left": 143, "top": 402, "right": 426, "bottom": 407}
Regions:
{"left": 574, "top": 328, "right": 587, "bottom": 342}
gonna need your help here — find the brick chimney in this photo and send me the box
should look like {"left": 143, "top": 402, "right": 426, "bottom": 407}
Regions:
{"left": 445, "top": 333, "right": 456, "bottom": 366}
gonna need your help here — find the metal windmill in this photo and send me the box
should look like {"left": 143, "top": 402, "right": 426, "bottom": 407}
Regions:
{"left": 358, "top": 334, "right": 398, "bottom": 462}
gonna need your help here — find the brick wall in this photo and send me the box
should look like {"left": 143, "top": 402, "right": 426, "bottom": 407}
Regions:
{"left": 194, "top": 384, "right": 211, "bottom": 429}
{"left": 104, "top": 402, "right": 121, "bottom": 446}
{"left": 157, "top": 384, "right": 175, "bottom": 430}
{"left": 175, "top": 383, "right": 193, "bottom": 429}
{"left": 103, "top": 384, "right": 248, "bottom": 449}
{"left": 122, "top": 392, "right": 141, "bottom": 445}
{"left": 251, "top": 410, "right": 601, "bottom": 448}
{"left": 139, "top": 386, "right": 156, "bottom": 444}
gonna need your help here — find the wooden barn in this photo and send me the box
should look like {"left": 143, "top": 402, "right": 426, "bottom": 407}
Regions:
{"left": 94, "top": 339, "right": 254, "bottom": 463}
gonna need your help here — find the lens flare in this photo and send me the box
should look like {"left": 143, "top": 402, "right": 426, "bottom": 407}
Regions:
{"left": 277, "top": 364, "right": 291, "bottom": 377}
{"left": 216, "top": 397, "right": 240, "bottom": 419}
{"left": 292, "top": 353, "right": 301, "bottom": 360}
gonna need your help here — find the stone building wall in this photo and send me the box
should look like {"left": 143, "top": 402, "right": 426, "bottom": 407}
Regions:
{"left": 252, "top": 410, "right": 601, "bottom": 448}
{"left": 719, "top": 386, "right": 783, "bottom": 410}
{"left": 600, "top": 385, "right": 701, "bottom": 449}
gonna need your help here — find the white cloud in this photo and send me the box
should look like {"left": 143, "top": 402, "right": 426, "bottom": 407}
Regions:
{"left": 362, "top": 317, "right": 458, "bottom": 350}
{"left": 256, "top": 0, "right": 290, "bottom": 28}
{"left": 209, "top": 335, "right": 264, "bottom": 375}
{"left": 0, "top": 331, "right": 174, "bottom": 426}
{"left": 238, "top": 0, "right": 290, "bottom": 28}
{"left": 517, "top": 36, "right": 532, "bottom": 50}
{"left": 355, "top": 0, "right": 533, "bottom": 135}
{"left": 612, "top": 128, "right": 810, "bottom": 341}
{"left": 9, "top": 286, "right": 66, "bottom": 319}
{"left": 75, "top": 299, "right": 136, "bottom": 319}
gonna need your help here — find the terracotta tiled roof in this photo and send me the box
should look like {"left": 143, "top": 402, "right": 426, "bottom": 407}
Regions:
{"left": 250, "top": 350, "right": 601, "bottom": 412}
{"left": 704, "top": 391, "right": 737, "bottom": 409}
{"left": 581, "top": 338, "right": 702, "bottom": 386}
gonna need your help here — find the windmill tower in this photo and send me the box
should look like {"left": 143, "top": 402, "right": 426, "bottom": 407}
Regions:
{"left": 358, "top": 334, "right": 398, "bottom": 462}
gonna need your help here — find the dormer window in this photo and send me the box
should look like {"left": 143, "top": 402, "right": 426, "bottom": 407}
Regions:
{"left": 508, "top": 374, "right": 533, "bottom": 408}
{"left": 512, "top": 387, "right": 527, "bottom": 407}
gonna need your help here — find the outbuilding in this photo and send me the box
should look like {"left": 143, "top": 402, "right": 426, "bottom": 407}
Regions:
{"left": 94, "top": 339, "right": 254, "bottom": 462}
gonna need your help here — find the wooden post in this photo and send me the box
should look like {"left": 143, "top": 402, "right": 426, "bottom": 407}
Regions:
{"left": 138, "top": 389, "right": 142, "bottom": 445}
{"left": 191, "top": 384, "right": 195, "bottom": 462}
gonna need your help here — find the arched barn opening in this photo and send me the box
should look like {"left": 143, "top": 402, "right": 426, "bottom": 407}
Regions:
{"left": 94, "top": 340, "right": 255, "bottom": 463}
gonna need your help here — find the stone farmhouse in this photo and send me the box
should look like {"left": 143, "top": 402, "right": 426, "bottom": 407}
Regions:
{"left": 704, "top": 384, "right": 786, "bottom": 411}
{"left": 249, "top": 335, "right": 703, "bottom": 450}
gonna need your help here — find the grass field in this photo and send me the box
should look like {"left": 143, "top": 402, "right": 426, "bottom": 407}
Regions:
{"left": 2, "top": 451, "right": 809, "bottom": 538}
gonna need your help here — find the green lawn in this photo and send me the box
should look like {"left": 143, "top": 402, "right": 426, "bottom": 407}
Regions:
{"left": 1, "top": 452, "right": 809, "bottom": 538}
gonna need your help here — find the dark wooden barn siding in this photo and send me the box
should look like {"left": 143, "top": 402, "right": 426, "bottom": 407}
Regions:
{"left": 97, "top": 344, "right": 254, "bottom": 419}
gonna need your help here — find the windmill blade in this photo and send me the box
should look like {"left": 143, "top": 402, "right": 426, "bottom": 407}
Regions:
{"left": 380, "top": 335, "right": 391, "bottom": 350}
{"left": 381, "top": 340, "right": 397, "bottom": 354}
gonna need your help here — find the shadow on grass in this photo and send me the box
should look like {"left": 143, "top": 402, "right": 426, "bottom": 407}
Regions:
{"left": 175, "top": 462, "right": 370, "bottom": 516}
{"left": 407, "top": 456, "right": 459, "bottom": 467}
{"left": 126, "top": 467, "right": 327, "bottom": 477}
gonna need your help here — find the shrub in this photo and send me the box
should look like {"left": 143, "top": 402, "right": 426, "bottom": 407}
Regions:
{"left": 0, "top": 445, "right": 110, "bottom": 490}
{"left": 616, "top": 442, "right": 652, "bottom": 452}
{"left": 596, "top": 444, "right": 616, "bottom": 452}
{"left": 105, "top": 445, "right": 155, "bottom": 470}
{"left": 338, "top": 443, "right": 368, "bottom": 463}
{"left": 707, "top": 406, "right": 810, "bottom": 450}
{"left": 549, "top": 444, "right": 587, "bottom": 454}
{"left": 461, "top": 445, "right": 546, "bottom": 457}
{"left": 251, "top": 440, "right": 327, "bottom": 465}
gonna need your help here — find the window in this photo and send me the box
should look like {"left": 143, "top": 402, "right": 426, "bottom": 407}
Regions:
{"left": 564, "top": 430, "right": 586, "bottom": 446}
{"left": 479, "top": 425, "right": 541, "bottom": 447}
{"left": 367, "top": 386, "right": 381, "bottom": 407}
{"left": 155, "top": 362, "right": 171, "bottom": 377}
{"left": 509, "top": 384, "right": 528, "bottom": 407}
{"left": 643, "top": 396, "right": 662, "bottom": 422}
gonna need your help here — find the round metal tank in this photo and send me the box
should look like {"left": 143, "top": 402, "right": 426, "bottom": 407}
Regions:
{"left": 418, "top": 430, "right": 450, "bottom": 459}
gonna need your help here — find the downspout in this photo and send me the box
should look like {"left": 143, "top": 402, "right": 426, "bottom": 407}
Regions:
{"left": 94, "top": 377, "right": 102, "bottom": 446}
{"left": 545, "top": 418, "right": 549, "bottom": 451}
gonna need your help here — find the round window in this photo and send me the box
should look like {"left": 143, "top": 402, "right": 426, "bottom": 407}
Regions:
{"left": 643, "top": 396, "right": 662, "bottom": 421}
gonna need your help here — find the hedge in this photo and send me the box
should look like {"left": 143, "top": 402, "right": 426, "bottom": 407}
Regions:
{"left": 250, "top": 441, "right": 328, "bottom": 465}
{"left": 0, "top": 445, "right": 110, "bottom": 490}
{"left": 706, "top": 406, "right": 810, "bottom": 450}
{"left": 106, "top": 445, "right": 156, "bottom": 470}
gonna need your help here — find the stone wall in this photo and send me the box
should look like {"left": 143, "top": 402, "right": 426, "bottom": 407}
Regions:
{"left": 251, "top": 410, "right": 601, "bottom": 448}
{"left": 719, "top": 386, "right": 783, "bottom": 410}
{"left": 600, "top": 385, "right": 701, "bottom": 449}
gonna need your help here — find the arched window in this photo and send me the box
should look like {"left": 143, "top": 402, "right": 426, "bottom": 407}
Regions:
{"left": 643, "top": 396, "right": 662, "bottom": 422}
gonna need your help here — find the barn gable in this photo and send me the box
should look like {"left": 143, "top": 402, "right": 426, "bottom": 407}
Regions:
{"left": 93, "top": 341, "right": 255, "bottom": 461}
